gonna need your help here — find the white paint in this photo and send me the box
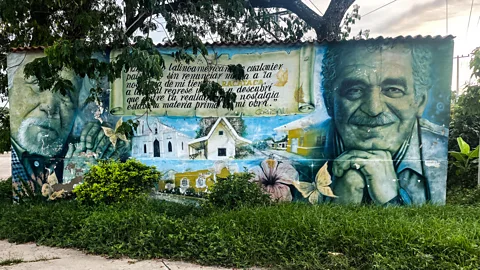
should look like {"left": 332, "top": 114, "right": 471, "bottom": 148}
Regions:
{"left": 188, "top": 118, "right": 251, "bottom": 160}
{"left": 131, "top": 118, "right": 191, "bottom": 159}
{"left": 424, "top": 160, "right": 441, "bottom": 168}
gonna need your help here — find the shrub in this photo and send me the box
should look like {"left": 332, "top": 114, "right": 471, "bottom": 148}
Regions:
{"left": 448, "top": 137, "right": 479, "bottom": 189}
{"left": 448, "top": 53, "right": 480, "bottom": 189}
{"left": 73, "top": 159, "right": 160, "bottom": 205}
{"left": 0, "top": 177, "right": 12, "bottom": 204}
{"left": 447, "top": 187, "right": 480, "bottom": 205}
{"left": 204, "top": 172, "right": 271, "bottom": 210}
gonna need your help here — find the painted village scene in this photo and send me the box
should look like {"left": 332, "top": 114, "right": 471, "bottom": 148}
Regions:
{"left": 128, "top": 113, "right": 322, "bottom": 199}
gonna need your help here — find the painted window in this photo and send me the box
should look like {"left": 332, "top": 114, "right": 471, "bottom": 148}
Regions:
{"left": 196, "top": 177, "right": 206, "bottom": 188}
{"left": 181, "top": 177, "right": 189, "bottom": 187}
{"left": 219, "top": 130, "right": 224, "bottom": 135}
{"left": 168, "top": 141, "right": 173, "bottom": 152}
{"left": 218, "top": 148, "right": 226, "bottom": 156}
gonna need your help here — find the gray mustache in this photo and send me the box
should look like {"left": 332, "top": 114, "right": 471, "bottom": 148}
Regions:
{"left": 349, "top": 112, "right": 398, "bottom": 127}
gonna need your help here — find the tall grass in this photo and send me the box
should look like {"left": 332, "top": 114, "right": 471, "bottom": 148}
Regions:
{"left": 0, "top": 198, "right": 479, "bottom": 269}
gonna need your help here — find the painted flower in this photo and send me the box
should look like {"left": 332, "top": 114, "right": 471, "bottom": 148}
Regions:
{"left": 293, "top": 163, "right": 336, "bottom": 204}
{"left": 249, "top": 159, "right": 299, "bottom": 202}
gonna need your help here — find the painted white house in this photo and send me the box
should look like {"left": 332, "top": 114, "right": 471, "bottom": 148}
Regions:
{"left": 131, "top": 118, "right": 191, "bottom": 159}
{"left": 188, "top": 117, "right": 252, "bottom": 160}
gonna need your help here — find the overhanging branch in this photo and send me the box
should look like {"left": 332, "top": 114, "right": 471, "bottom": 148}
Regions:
{"left": 124, "top": 0, "right": 355, "bottom": 40}
{"left": 248, "top": 0, "right": 323, "bottom": 31}
{"left": 318, "top": 0, "right": 355, "bottom": 39}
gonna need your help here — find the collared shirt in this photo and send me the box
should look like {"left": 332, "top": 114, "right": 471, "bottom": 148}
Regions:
{"left": 394, "top": 121, "right": 427, "bottom": 204}
{"left": 11, "top": 140, "right": 62, "bottom": 189}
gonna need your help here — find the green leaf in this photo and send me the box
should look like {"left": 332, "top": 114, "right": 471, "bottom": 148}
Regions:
{"left": 449, "top": 151, "right": 467, "bottom": 162}
{"left": 457, "top": 137, "right": 471, "bottom": 155}
{"left": 469, "top": 146, "right": 479, "bottom": 159}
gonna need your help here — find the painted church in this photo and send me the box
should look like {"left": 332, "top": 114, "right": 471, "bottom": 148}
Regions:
{"left": 131, "top": 118, "right": 191, "bottom": 159}
{"left": 188, "top": 117, "right": 252, "bottom": 160}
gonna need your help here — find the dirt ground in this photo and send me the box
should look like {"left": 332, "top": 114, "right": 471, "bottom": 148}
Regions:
{"left": 0, "top": 241, "right": 245, "bottom": 270}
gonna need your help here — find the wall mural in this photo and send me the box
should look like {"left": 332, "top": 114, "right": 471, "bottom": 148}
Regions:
{"left": 8, "top": 38, "right": 454, "bottom": 205}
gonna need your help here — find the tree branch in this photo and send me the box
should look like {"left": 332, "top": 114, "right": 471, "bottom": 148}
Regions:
{"left": 124, "top": 0, "right": 355, "bottom": 39}
{"left": 317, "top": 0, "right": 355, "bottom": 39}
{"left": 248, "top": 0, "right": 323, "bottom": 31}
{"left": 125, "top": 11, "right": 150, "bottom": 36}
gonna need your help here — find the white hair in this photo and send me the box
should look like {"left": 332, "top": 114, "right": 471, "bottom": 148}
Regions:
{"left": 18, "top": 118, "right": 64, "bottom": 156}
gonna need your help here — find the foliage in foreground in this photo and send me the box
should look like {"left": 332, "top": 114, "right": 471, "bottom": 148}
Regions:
{"left": 0, "top": 177, "right": 12, "bottom": 204}
{"left": 1, "top": 198, "right": 480, "bottom": 270}
{"left": 0, "top": 108, "right": 10, "bottom": 153}
{"left": 448, "top": 137, "right": 479, "bottom": 189}
{"left": 204, "top": 172, "right": 271, "bottom": 210}
{"left": 447, "top": 187, "right": 480, "bottom": 205}
{"left": 448, "top": 47, "right": 480, "bottom": 189}
{"left": 73, "top": 159, "right": 160, "bottom": 205}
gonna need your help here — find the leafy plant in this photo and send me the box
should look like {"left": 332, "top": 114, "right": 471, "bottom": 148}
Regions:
{"left": 0, "top": 177, "right": 12, "bottom": 204}
{"left": 0, "top": 108, "right": 10, "bottom": 153}
{"left": 73, "top": 159, "right": 160, "bottom": 205}
{"left": 449, "top": 137, "right": 480, "bottom": 178}
{"left": 204, "top": 172, "right": 270, "bottom": 210}
{"left": 448, "top": 48, "right": 480, "bottom": 189}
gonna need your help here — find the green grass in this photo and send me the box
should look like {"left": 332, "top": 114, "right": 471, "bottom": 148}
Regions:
{"left": 1, "top": 198, "right": 480, "bottom": 269}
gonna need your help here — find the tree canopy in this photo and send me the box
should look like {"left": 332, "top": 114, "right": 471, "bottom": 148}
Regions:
{"left": 450, "top": 47, "right": 480, "bottom": 149}
{"left": 0, "top": 0, "right": 358, "bottom": 109}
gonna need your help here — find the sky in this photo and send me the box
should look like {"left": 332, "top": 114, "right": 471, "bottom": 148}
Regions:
{"left": 302, "top": 0, "right": 480, "bottom": 90}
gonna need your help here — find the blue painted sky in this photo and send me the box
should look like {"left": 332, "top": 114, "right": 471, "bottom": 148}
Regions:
{"left": 155, "top": 114, "right": 306, "bottom": 141}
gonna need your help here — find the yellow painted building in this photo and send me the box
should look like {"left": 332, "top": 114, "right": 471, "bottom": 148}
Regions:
{"left": 274, "top": 117, "right": 327, "bottom": 158}
{"left": 159, "top": 167, "right": 231, "bottom": 193}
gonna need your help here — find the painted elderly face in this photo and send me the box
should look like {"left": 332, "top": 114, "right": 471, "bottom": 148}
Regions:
{"left": 10, "top": 53, "right": 78, "bottom": 157}
{"left": 331, "top": 46, "right": 427, "bottom": 154}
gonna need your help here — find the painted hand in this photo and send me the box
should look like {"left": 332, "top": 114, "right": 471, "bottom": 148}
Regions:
{"left": 332, "top": 150, "right": 399, "bottom": 205}
{"left": 65, "top": 122, "right": 115, "bottom": 160}
{"left": 332, "top": 169, "right": 365, "bottom": 204}
{"left": 63, "top": 122, "right": 116, "bottom": 183}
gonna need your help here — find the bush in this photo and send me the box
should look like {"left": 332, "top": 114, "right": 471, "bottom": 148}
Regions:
{"left": 204, "top": 172, "right": 271, "bottom": 210}
{"left": 448, "top": 137, "right": 479, "bottom": 189}
{"left": 448, "top": 54, "right": 480, "bottom": 189}
{"left": 0, "top": 177, "right": 12, "bottom": 204}
{"left": 73, "top": 159, "right": 160, "bottom": 205}
{"left": 447, "top": 187, "right": 480, "bottom": 205}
